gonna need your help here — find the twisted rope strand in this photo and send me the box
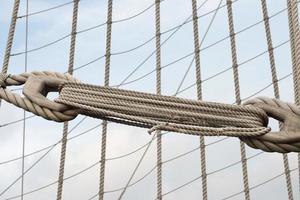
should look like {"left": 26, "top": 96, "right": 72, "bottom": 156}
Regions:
{"left": 261, "top": 1, "right": 293, "bottom": 199}
{"left": 154, "top": 0, "right": 162, "bottom": 199}
{"left": 226, "top": 0, "right": 250, "bottom": 199}
{"left": 99, "top": 0, "right": 113, "bottom": 199}
{"left": 56, "top": 1, "right": 79, "bottom": 199}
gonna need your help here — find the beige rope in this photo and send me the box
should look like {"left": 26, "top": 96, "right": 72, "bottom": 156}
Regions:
{"left": 154, "top": 0, "right": 162, "bottom": 199}
{"left": 99, "top": 0, "right": 113, "bottom": 199}
{"left": 2, "top": 0, "right": 20, "bottom": 74}
{"left": 191, "top": 0, "right": 207, "bottom": 199}
{"left": 57, "top": 82, "right": 270, "bottom": 135}
{"left": 57, "top": 1, "right": 79, "bottom": 200}
{"left": 4, "top": 71, "right": 300, "bottom": 153}
{"left": 287, "top": 0, "right": 300, "bottom": 198}
{"left": 226, "top": 0, "right": 250, "bottom": 199}
{"left": 261, "top": 1, "right": 293, "bottom": 199}
{"left": 0, "top": 71, "right": 78, "bottom": 122}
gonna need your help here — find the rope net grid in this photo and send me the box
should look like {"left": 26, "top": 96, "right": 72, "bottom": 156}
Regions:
{"left": 0, "top": 0, "right": 300, "bottom": 200}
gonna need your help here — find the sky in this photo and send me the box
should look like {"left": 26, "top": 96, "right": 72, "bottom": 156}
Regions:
{"left": 0, "top": 0, "right": 300, "bottom": 200}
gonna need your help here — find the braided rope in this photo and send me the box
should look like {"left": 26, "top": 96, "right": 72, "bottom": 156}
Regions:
{"left": 226, "top": 0, "right": 250, "bottom": 199}
{"left": 154, "top": 0, "right": 162, "bottom": 199}
{"left": 0, "top": 71, "right": 78, "bottom": 122}
{"left": 56, "top": 1, "right": 79, "bottom": 200}
{"left": 191, "top": 0, "right": 207, "bottom": 199}
{"left": 99, "top": 0, "right": 113, "bottom": 199}
{"left": 261, "top": 1, "right": 293, "bottom": 199}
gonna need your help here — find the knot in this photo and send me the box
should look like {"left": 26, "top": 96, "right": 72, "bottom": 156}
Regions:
{"left": 148, "top": 123, "right": 168, "bottom": 134}
{"left": 0, "top": 73, "right": 9, "bottom": 88}
{"left": 242, "top": 97, "right": 300, "bottom": 153}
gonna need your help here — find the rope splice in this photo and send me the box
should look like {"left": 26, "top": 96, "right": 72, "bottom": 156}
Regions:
{"left": 1, "top": 71, "right": 300, "bottom": 153}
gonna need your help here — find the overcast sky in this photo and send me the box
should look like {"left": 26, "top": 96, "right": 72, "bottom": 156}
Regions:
{"left": 0, "top": 0, "right": 300, "bottom": 200}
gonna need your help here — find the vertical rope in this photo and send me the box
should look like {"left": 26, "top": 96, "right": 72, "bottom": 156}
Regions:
{"left": 56, "top": 1, "right": 79, "bottom": 200}
{"left": 287, "top": 0, "right": 300, "bottom": 198}
{"left": 99, "top": 0, "right": 113, "bottom": 199}
{"left": 261, "top": 1, "right": 294, "bottom": 200}
{"left": 226, "top": 1, "right": 250, "bottom": 199}
{"left": 21, "top": 0, "right": 29, "bottom": 199}
{"left": 191, "top": 0, "right": 207, "bottom": 199}
{"left": 2, "top": 0, "right": 20, "bottom": 74}
{"left": 155, "top": 0, "right": 162, "bottom": 199}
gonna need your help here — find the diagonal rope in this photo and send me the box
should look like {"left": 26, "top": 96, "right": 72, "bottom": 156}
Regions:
{"left": 226, "top": 0, "right": 250, "bottom": 199}
{"left": 261, "top": 1, "right": 293, "bottom": 200}
{"left": 7, "top": 70, "right": 294, "bottom": 200}
{"left": 99, "top": 0, "right": 113, "bottom": 199}
{"left": 222, "top": 168, "right": 298, "bottom": 200}
{"left": 114, "top": 2, "right": 226, "bottom": 199}
{"left": 2, "top": 0, "right": 20, "bottom": 73}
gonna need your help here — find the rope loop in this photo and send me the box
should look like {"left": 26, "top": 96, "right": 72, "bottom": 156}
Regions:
{"left": 2, "top": 71, "right": 300, "bottom": 153}
{"left": 0, "top": 71, "right": 79, "bottom": 122}
{"left": 242, "top": 97, "right": 300, "bottom": 153}
{"left": 0, "top": 73, "right": 9, "bottom": 88}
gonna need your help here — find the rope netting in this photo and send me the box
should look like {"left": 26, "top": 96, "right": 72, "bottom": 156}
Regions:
{"left": 0, "top": 0, "right": 300, "bottom": 200}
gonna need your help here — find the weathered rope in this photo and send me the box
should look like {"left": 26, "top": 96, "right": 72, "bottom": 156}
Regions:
{"left": 242, "top": 97, "right": 300, "bottom": 153}
{"left": 57, "top": 82, "right": 269, "bottom": 136}
{"left": 154, "top": 0, "right": 162, "bottom": 199}
{"left": 0, "top": 71, "right": 78, "bottom": 122}
{"left": 287, "top": 1, "right": 300, "bottom": 197}
{"left": 261, "top": 1, "right": 293, "bottom": 199}
{"left": 56, "top": 1, "right": 79, "bottom": 200}
{"left": 2, "top": 0, "right": 20, "bottom": 73}
{"left": 99, "top": 0, "right": 113, "bottom": 199}
{"left": 226, "top": 0, "right": 250, "bottom": 199}
{"left": 191, "top": 0, "right": 207, "bottom": 199}
{"left": 3, "top": 71, "right": 300, "bottom": 153}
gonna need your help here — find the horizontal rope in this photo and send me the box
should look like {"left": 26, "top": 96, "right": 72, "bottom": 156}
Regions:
{"left": 57, "top": 82, "right": 270, "bottom": 137}
{"left": 3, "top": 71, "right": 300, "bottom": 153}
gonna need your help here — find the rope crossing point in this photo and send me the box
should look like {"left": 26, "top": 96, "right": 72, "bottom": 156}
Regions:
{"left": 1, "top": 72, "right": 300, "bottom": 153}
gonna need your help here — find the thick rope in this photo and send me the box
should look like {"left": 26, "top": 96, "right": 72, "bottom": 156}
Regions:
{"left": 154, "top": 0, "right": 162, "bottom": 199}
{"left": 99, "top": 0, "right": 113, "bottom": 199}
{"left": 287, "top": 0, "right": 300, "bottom": 198}
{"left": 261, "top": 1, "right": 293, "bottom": 199}
{"left": 4, "top": 71, "right": 300, "bottom": 153}
{"left": 242, "top": 97, "right": 300, "bottom": 153}
{"left": 56, "top": 1, "right": 79, "bottom": 200}
{"left": 191, "top": 0, "right": 207, "bottom": 199}
{"left": 58, "top": 82, "right": 270, "bottom": 135}
{"left": 0, "top": 71, "right": 78, "bottom": 122}
{"left": 226, "top": 1, "right": 250, "bottom": 199}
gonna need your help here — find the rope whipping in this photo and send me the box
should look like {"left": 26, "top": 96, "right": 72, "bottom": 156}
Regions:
{"left": 56, "top": 1, "right": 79, "bottom": 199}
{"left": 99, "top": 0, "right": 113, "bottom": 199}
{"left": 287, "top": 0, "right": 300, "bottom": 198}
{"left": 226, "top": 0, "right": 250, "bottom": 199}
{"left": 261, "top": 1, "right": 293, "bottom": 199}
{"left": 154, "top": 0, "right": 162, "bottom": 199}
{"left": 191, "top": 0, "right": 207, "bottom": 199}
